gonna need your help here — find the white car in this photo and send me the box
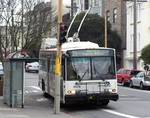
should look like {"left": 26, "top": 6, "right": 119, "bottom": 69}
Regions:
{"left": 129, "top": 71, "right": 150, "bottom": 89}
{"left": 0, "top": 62, "right": 4, "bottom": 77}
{"left": 25, "top": 62, "right": 39, "bottom": 73}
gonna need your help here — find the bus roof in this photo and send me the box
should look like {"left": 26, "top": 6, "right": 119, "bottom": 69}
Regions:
{"left": 40, "top": 41, "right": 115, "bottom": 52}
{"left": 62, "top": 41, "right": 99, "bottom": 51}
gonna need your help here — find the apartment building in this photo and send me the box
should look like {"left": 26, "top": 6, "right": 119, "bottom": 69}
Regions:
{"left": 102, "top": 0, "right": 126, "bottom": 68}
{"left": 124, "top": 1, "right": 150, "bottom": 69}
{"left": 73, "top": 0, "right": 103, "bottom": 16}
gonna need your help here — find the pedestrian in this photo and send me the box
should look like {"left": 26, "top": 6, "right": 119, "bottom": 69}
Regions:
{"left": 144, "top": 64, "right": 149, "bottom": 71}
{"left": 144, "top": 64, "right": 149, "bottom": 75}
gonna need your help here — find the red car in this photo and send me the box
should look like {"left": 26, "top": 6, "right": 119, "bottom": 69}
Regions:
{"left": 117, "top": 68, "right": 141, "bottom": 86}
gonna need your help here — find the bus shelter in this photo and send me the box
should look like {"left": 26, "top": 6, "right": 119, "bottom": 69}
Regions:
{"left": 3, "top": 59, "right": 24, "bottom": 108}
{"left": 3, "top": 58, "right": 38, "bottom": 108}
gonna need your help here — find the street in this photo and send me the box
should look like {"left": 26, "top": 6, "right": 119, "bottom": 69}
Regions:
{"left": 62, "top": 86, "right": 150, "bottom": 118}
{"left": 1, "top": 72, "right": 149, "bottom": 118}
{"left": 22, "top": 72, "right": 150, "bottom": 118}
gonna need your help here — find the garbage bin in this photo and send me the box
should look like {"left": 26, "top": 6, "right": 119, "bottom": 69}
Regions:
{"left": 0, "top": 76, "right": 3, "bottom": 96}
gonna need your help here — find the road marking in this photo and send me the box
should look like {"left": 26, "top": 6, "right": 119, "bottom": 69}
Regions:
{"left": 24, "top": 86, "right": 42, "bottom": 94}
{"left": 6, "top": 114, "right": 30, "bottom": 118}
{"left": 119, "top": 86, "right": 150, "bottom": 94}
{"left": 103, "top": 109, "right": 140, "bottom": 118}
{"left": 36, "top": 98, "right": 48, "bottom": 102}
{"left": 32, "top": 90, "right": 39, "bottom": 93}
{"left": 29, "top": 86, "right": 41, "bottom": 91}
{"left": 0, "top": 108, "right": 18, "bottom": 111}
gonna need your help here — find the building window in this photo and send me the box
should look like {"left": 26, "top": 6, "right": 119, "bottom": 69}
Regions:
{"left": 84, "top": 0, "right": 89, "bottom": 10}
{"left": 130, "top": 34, "right": 134, "bottom": 53}
{"left": 93, "top": 0, "right": 98, "bottom": 6}
{"left": 113, "top": 8, "right": 117, "bottom": 23}
{"left": 137, "top": 33, "right": 141, "bottom": 51}
{"left": 129, "top": 6, "right": 133, "bottom": 23}
{"left": 137, "top": 3, "right": 141, "bottom": 21}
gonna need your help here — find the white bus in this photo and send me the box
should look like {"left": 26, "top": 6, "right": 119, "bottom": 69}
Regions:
{"left": 39, "top": 40, "right": 119, "bottom": 105}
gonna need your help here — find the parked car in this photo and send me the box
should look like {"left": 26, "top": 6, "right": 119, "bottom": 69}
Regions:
{"left": 129, "top": 71, "right": 150, "bottom": 89}
{"left": 6, "top": 50, "right": 30, "bottom": 59}
{"left": 0, "top": 62, "right": 4, "bottom": 77}
{"left": 117, "top": 68, "right": 141, "bottom": 86}
{"left": 25, "top": 62, "right": 39, "bottom": 73}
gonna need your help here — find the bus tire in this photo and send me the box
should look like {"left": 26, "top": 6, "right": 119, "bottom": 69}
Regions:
{"left": 43, "top": 92, "right": 49, "bottom": 98}
{"left": 101, "top": 100, "right": 109, "bottom": 106}
{"left": 42, "top": 79, "right": 45, "bottom": 91}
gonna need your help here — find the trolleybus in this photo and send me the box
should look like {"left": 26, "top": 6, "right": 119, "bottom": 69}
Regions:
{"left": 39, "top": 39, "right": 119, "bottom": 105}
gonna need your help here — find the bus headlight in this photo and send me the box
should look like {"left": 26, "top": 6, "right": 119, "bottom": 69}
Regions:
{"left": 112, "top": 89, "right": 117, "bottom": 93}
{"left": 66, "top": 90, "right": 76, "bottom": 95}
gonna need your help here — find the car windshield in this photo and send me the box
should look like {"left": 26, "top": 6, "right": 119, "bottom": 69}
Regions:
{"left": 67, "top": 57, "right": 115, "bottom": 81}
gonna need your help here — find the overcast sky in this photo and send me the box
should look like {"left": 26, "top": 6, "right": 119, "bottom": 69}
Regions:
{"left": 44, "top": 0, "right": 71, "bottom": 6}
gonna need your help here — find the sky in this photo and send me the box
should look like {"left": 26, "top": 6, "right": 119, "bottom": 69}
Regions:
{"left": 44, "top": 0, "right": 71, "bottom": 6}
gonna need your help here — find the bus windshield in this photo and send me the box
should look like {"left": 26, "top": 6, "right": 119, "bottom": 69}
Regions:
{"left": 67, "top": 56, "right": 115, "bottom": 81}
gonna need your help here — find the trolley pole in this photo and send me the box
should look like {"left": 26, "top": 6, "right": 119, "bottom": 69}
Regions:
{"left": 54, "top": 0, "right": 63, "bottom": 114}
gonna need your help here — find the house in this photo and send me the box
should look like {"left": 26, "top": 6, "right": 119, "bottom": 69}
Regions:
{"left": 73, "top": 0, "right": 103, "bottom": 16}
{"left": 124, "top": 1, "right": 150, "bottom": 70}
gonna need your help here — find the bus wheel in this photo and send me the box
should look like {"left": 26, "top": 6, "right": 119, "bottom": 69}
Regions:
{"left": 42, "top": 79, "right": 45, "bottom": 91}
{"left": 60, "top": 103, "right": 66, "bottom": 108}
{"left": 43, "top": 92, "right": 49, "bottom": 98}
{"left": 101, "top": 100, "right": 109, "bottom": 106}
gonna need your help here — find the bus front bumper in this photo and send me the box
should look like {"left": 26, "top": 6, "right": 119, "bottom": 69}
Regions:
{"left": 65, "top": 93, "right": 119, "bottom": 104}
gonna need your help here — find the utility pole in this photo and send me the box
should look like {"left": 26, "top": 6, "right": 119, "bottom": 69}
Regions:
{"left": 21, "top": 0, "right": 24, "bottom": 49}
{"left": 104, "top": 12, "right": 108, "bottom": 48}
{"left": 54, "top": 0, "right": 63, "bottom": 114}
{"left": 71, "top": 0, "right": 74, "bottom": 19}
{"left": 133, "top": 0, "right": 137, "bottom": 69}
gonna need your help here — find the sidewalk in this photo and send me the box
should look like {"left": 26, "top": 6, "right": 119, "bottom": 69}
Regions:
{"left": 0, "top": 95, "right": 73, "bottom": 118}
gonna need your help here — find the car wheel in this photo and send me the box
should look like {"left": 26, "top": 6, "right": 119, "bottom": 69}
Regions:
{"left": 129, "top": 81, "right": 133, "bottom": 88}
{"left": 140, "top": 82, "right": 144, "bottom": 90}
{"left": 25, "top": 69, "right": 28, "bottom": 72}
{"left": 121, "top": 78, "right": 126, "bottom": 86}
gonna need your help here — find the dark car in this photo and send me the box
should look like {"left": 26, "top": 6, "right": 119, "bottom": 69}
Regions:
{"left": 117, "top": 68, "right": 141, "bottom": 86}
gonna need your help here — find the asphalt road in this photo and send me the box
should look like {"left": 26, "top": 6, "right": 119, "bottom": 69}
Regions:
{"left": 23, "top": 72, "right": 150, "bottom": 118}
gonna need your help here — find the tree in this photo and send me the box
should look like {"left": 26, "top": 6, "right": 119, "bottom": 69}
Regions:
{"left": 68, "top": 12, "right": 121, "bottom": 54}
{"left": 0, "top": 0, "right": 21, "bottom": 60}
{"left": 140, "top": 44, "right": 150, "bottom": 64}
{"left": 0, "top": 0, "right": 52, "bottom": 60}
{"left": 23, "top": 1, "right": 52, "bottom": 57}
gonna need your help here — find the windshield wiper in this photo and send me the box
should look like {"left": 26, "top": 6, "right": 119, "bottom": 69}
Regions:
{"left": 72, "top": 63, "right": 80, "bottom": 80}
{"left": 79, "top": 68, "right": 89, "bottom": 82}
